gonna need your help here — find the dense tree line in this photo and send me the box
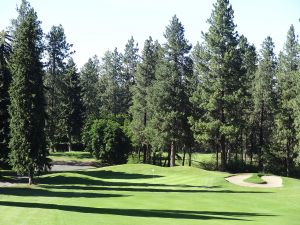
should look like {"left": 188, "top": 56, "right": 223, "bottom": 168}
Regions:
{"left": 1, "top": 0, "right": 300, "bottom": 184}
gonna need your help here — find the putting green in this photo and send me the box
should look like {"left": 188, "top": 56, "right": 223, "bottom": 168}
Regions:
{"left": 0, "top": 164, "right": 299, "bottom": 225}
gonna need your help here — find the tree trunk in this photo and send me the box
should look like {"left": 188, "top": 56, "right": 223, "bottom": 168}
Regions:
{"left": 68, "top": 133, "right": 72, "bottom": 152}
{"left": 258, "top": 105, "right": 264, "bottom": 171}
{"left": 167, "top": 145, "right": 171, "bottom": 167}
{"left": 220, "top": 134, "right": 226, "bottom": 171}
{"left": 216, "top": 144, "right": 219, "bottom": 170}
{"left": 152, "top": 151, "right": 156, "bottom": 165}
{"left": 170, "top": 141, "right": 175, "bottom": 167}
{"left": 286, "top": 140, "right": 290, "bottom": 177}
{"left": 143, "top": 145, "right": 147, "bottom": 163}
{"left": 28, "top": 170, "right": 33, "bottom": 185}
{"left": 138, "top": 145, "right": 141, "bottom": 163}
{"left": 182, "top": 146, "right": 186, "bottom": 166}
{"left": 188, "top": 149, "right": 192, "bottom": 167}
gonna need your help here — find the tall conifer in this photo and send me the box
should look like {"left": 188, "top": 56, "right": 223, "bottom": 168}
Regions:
{"left": 9, "top": 0, "right": 49, "bottom": 184}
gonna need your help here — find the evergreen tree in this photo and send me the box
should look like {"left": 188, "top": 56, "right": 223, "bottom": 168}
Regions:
{"left": 147, "top": 15, "right": 193, "bottom": 167}
{"left": 0, "top": 30, "right": 11, "bottom": 165}
{"left": 80, "top": 56, "right": 101, "bottom": 150}
{"left": 99, "top": 48, "right": 125, "bottom": 116}
{"left": 253, "top": 36, "right": 277, "bottom": 171}
{"left": 122, "top": 37, "right": 139, "bottom": 110}
{"left": 275, "top": 25, "right": 299, "bottom": 176}
{"left": 80, "top": 55, "right": 101, "bottom": 122}
{"left": 237, "top": 36, "right": 257, "bottom": 165}
{"left": 62, "top": 58, "right": 83, "bottom": 152}
{"left": 129, "top": 37, "right": 161, "bottom": 162}
{"left": 190, "top": 0, "right": 242, "bottom": 171}
{"left": 44, "top": 24, "right": 74, "bottom": 151}
{"left": 8, "top": 0, "right": 49, "bottom": 184}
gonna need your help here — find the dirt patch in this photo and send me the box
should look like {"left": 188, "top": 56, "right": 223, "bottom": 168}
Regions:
{"left": 225, "top": 173, "right": 283, "bottom": 188}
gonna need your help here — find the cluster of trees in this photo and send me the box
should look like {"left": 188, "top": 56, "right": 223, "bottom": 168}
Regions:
{"left": 1, "top": 0, "right": 300, "bottom": 184}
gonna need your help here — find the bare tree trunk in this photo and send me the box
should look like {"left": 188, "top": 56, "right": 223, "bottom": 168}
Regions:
{"left": 143, "top": 145, "right": 147, "bottom": 163}
{"left": 286, "top": 140, "right": 290, "bottom": 177}
{"left": 258, "top": 105, "right": 264, "bottom": 171}
{"left": 170, "top": 141, "right": 175, "bottom": 167}
{"left": 182, "top": 145, "right": 186, "bottom": 166}
{"left": 28, "top": 170, "right": 33, "bottom": 185}
{"left": 220, "top": 134, "right": 226, "bottom": 171}
{"left": 188, "top": 149, "right": 192, "bottom": 167}
{"left": 68, "top": 133, "right": 72, "bottom": 152}
{"left": 167, "top": 145, "right": 171, "bottom": 167}
{"left": 138, "top": 145, "right": 141, "bottom": 163}
{"left": 216, "top": 144, "right": 219, "bottom": 170}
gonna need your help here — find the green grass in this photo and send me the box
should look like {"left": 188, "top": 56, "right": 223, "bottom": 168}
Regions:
{"left": 244, "top": 174, "right": 267, "bottom": 184}
{"left": 49, "top": 151, "right": 96, "bottom": 162}
{"left": 1, "top": 164, "right": 300, "bottom": 225}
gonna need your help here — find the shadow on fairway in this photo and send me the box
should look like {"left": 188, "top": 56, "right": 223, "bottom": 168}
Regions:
{"left": 0, "top": 187, "right": 128, "bottom": 198}
{"left": 76, "top": 170, "right": 163, "bottom": 179}
{"left": 37, "top": 175, "right": 271, "bottom": 193}
{"left": 0, "top": 201, "right": 276, "bottom": 221}
{"left": 40, "top": 184, "right": 272, "bottom": 194}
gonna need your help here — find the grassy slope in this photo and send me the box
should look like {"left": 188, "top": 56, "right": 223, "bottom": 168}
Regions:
{"left": 0, "top": 164, "right": 299, "bottom": 225}
{"left": 244, "top": 174, "right": 267, "bottom": 184}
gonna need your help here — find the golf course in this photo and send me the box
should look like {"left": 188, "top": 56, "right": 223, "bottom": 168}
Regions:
{"left": 1, "top": 162, "right": 300, "bottom": 225}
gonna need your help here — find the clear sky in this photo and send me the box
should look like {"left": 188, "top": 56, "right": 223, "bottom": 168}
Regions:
{"left": 1, "top": 0, "right": 300, "bottom": 68}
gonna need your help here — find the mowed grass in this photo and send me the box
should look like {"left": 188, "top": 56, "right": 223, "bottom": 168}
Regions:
{"left": 0, "top": 164, "right": 300, "bottom": 225}
{"left": 244, "top": 174, "right": 267, "bottom": 184}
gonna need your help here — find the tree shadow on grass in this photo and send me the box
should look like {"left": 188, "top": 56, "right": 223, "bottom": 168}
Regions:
{"left": 0, "top": 201, "right": 276, "bottom": 221}
{"left": 75, "top": 170, "right": 163, "bottom": 179}
{"left": 37, "top": 175, "right": 271, "bottom": 193}
{"left": 0, "top": 187, "right": 128, "bottom": 198}
{"left": 40, "top": 184, "right": 272, "bottom": 194}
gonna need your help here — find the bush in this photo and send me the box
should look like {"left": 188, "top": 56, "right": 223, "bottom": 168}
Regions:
{"left": 88, "top": 119, "right": 131, "bottom": 164}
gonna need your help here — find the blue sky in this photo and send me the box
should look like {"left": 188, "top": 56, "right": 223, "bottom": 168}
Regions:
{"left": 1, "top": 0, "right": 300, "bottom": 68}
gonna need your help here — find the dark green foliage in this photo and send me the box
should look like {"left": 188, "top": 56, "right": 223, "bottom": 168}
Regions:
{"left": 44, "top": 24, "right": 74, "bottom": 150}
{"left": 8, "top": 0, "right": 49, "bottom": 184}
{"left": 62, "top": 58, "right": 84, "bottom": 151}
{"left": 99, "top": 48, "right": 125, "bottom": 115}
{"left": 147, "top": 15, "right": 193, "bottom": 167}
{"left": 80, "top": 55, "right": 101, "bottom": 121}
{"left": 190, "top": 0, "right": 242, "bottom": 171}
{"left": 80, "top": 56, "right": 101, "bottom": 149}
{"left": 88, "top": 119, "right": 131, "bottom": 164}
{"left": 273, "top": 25, "right": 300, "bottom": 176}
{"left": 0, "top": 30, "right": 11, "bottom": 165}
{"left": 238, "top": 36, "right": 257, "bottom": 165}
{"left": 253, "top": 37, "right": 277, "bottom": 171}
{"left": 129, "top": 37, "right": 161, "bottom": 161}
{"left": 122, "top": 36, "right": 139, "bottom": 110}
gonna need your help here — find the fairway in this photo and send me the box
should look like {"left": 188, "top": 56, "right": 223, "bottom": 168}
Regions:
{"left": 1, "top": 164, "right": 300, "bottom": 225}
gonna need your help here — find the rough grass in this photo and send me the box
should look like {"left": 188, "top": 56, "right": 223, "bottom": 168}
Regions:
{"left": 1, "top": 164, "right": 300, "bottom": 225}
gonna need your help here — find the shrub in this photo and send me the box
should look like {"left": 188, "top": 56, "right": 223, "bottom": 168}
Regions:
{"left": 88, "top": 119, "right": 131, "bottom": 164}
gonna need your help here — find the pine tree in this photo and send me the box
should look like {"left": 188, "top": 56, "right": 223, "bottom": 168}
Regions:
{"left": 253, "top": 36, "right": 277, "bottom": 171}
{"left": 129, "top": 37, "right": 161, "bottom": 162}
{"left": 276, "top": 25, "right": 299, "bottom": 176}
{"left": 147, "top": 15, "right": 193, "bottom": 167}
{"left": 0, "top": 30, "right": 11, "bottom": 165}
{"left": 8, "top": 0, "right": 49, "bottom": 184}
{"left": 62, "top": 58, "right": 83, "bottom": 152}
{"left": 99, "top": 48, "right": 125, "bottom": 116}
{"left": 190, "top": 0, "right": 242, "bottom": 171}
{"left": 44, "top": 24, "right": 74, "bottom": 151}
{"left": 237, "top": 36, "right": 257, "bottom": 165}
{"left": 122, "top": 37, "right": 139, "bottom": 111}
{"left": 80, "top": 55, "right": 101, "bottom": 122}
